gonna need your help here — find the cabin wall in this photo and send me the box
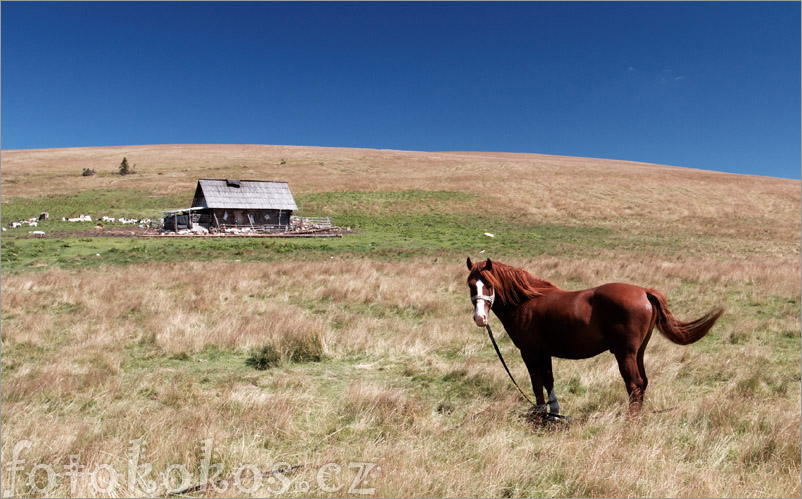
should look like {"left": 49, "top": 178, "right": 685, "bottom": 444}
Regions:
{"left": 208, "top": 209, "right": 291, "bottom": 228}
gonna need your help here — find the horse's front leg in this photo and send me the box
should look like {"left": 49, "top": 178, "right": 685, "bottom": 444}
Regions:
{"left": 541, "top": 354, "right": 561, "bottom": 415}
{"left": 521, "top": 350, "right": 548, "bottom": 415}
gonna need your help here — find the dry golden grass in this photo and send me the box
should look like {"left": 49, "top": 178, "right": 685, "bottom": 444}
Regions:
{"left": 2, "top": 256, "right": 799, "bottom": 497}
{"left": 1, "top": 144, "right": 799, "bottom": 497}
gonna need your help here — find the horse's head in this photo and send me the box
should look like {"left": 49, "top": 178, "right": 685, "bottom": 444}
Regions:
{"left": 466, "top": 257, "right": 495, "bottom": 327}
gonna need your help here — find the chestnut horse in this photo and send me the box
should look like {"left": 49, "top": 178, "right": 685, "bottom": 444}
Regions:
{"left": 466, "top": 258, "right": 724, "bottom": 416}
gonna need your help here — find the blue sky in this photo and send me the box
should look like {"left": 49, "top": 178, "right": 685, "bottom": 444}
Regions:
{"left": 2, "top": 1, "right": 799, "bottom": 179}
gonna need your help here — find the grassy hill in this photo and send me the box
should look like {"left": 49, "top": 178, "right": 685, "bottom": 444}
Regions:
{"left": 1, "top": 145, "right": 799, "bottom": 497}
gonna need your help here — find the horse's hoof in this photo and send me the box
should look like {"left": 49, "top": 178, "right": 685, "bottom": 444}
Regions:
{"left": 525, "top": 404, "right": 548, "bottom": 416}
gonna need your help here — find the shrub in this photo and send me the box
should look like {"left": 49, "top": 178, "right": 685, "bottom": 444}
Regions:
{"left": 246, "top": 344, "right": 281, "bottom": 370}
{"left": 82, "top": 168, "right": 95, "bottom": 176}
{"left": 119, "top": 157, "right": 136, "bottom": 175}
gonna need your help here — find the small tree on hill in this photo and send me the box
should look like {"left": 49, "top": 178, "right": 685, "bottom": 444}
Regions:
{"left": 119, "top": 157, "right": 136, "bottom": 176}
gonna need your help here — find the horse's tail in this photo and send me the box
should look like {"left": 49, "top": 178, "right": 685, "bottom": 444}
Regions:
{"left": 646, "top": 289, "right": 724, "bottom": 345}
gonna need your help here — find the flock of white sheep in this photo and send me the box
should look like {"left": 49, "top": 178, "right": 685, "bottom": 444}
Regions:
{"left": 4, "top": 212, "right": 152, "bottom": 237}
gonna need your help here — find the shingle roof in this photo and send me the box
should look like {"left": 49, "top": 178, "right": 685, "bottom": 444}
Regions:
{"left": 194, "top": 179, "right": 298, "bottom": 210}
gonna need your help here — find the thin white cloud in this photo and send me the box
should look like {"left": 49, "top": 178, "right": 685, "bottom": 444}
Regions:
{"left": 657, "top": 69, "right": 688, "bottom": 83}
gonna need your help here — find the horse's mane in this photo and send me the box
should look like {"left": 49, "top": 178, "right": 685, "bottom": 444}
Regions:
{"left": 476, "top": 260, "right": 559, "bottom": 307}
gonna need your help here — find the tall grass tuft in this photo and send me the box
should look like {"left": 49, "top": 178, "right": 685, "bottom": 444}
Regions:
{"left": 245, "top": 344, "right": 281, "bottom": 370}
{"left": 246, "top": 326, "right": 327, "bottom": 369}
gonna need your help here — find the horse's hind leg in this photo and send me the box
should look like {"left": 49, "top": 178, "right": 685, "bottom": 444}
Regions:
{"left": 613, "top": 350, "right": 646, "bottom": 416}
{"left": 637, "top": 329, "right": 653, "bottom": 395}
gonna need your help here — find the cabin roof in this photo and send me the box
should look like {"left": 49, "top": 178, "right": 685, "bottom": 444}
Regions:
{"left": 193, "top": 179, "right": 298, "bottom": 210}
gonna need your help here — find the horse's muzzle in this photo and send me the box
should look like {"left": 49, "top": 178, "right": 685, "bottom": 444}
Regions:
{"left": 473, "top": 314, "right": 488, "bottom": 327}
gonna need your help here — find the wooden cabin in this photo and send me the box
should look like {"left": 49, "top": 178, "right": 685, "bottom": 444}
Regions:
{"left": 164, "top": 179, "right": 298, "bottom": 232}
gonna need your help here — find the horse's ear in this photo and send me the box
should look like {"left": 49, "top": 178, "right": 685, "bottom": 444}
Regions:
{"left": 466, "top": 257, "right": 473, "bottom": 270}
{"left": 485, "top": 258, "right": 493, "bottom": 271}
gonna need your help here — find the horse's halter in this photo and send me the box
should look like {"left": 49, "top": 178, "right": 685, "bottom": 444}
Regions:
{"left": 471, "top": 287, "right": 495, "bottom": 308}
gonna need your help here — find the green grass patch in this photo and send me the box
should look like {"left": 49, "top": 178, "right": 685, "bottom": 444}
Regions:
{"left": 0, "top": 188, "right": 783, "bottom": 274}
{"left": 0, "top": 188, "right": 619, "bottom": 272}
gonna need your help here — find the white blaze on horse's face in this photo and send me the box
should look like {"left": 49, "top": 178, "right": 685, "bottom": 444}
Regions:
{"left": 472, "top": 279, "right": 493, "bottom": 327}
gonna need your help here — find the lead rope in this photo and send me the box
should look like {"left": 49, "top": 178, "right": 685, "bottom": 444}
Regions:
{"left": 485, "top": 324, "right": 536, "bottom": 406}
{"left": 485, "top": 324, "right": 572, "bottom": 421}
